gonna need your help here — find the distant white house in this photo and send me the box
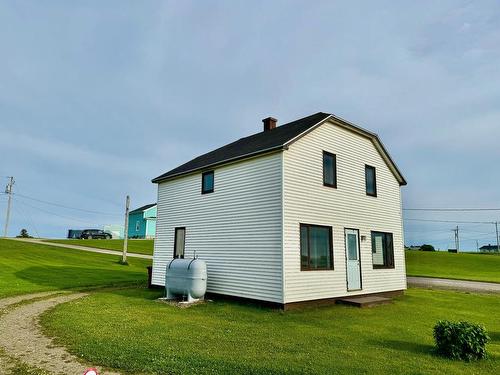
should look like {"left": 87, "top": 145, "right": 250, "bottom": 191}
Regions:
{"left": 151, "top": 112, "right": 407, "bottom": 308}
{"left": 103, "top": 224, "right": 124, "bottom": 239}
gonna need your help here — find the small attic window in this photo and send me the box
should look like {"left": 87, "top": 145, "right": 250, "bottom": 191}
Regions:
{"left": 202, "top": 171, "right": 214, "bottom": 194}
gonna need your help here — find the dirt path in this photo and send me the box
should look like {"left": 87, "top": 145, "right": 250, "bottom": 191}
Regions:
{"left": 0, "top": 291, "right": 64, "bottom": 310}
{"left": 9, "top": 238, "right": 152, "bottom": 260}
{"left": 407, "top": 276, "right": 500, "bottom": 293}
{"left": 0, "top": 292, "right": 121, "bottom": 375}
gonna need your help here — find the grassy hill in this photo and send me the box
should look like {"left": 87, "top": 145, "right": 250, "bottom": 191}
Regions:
{"left": 0, "top": 239, "right": 151, "bottom": 298}
{"left": 405, "top": 250, "right": 500, "bottom": 283}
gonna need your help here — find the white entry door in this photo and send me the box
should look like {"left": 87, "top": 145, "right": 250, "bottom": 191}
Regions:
{"left": 345, "top": 229, "right": 361, "bottom": 291}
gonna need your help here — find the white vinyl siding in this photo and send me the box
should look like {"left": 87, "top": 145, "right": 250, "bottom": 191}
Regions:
{"left": 152, "top": 152, "right": 284, "bottom": 303}
{"left": 282, "top": 120, "right": 406, "bottom": 303}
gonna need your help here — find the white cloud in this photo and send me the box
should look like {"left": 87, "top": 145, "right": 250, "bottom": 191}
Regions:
{"left": 1, "top": 0, "right": 500, "bottom": 241}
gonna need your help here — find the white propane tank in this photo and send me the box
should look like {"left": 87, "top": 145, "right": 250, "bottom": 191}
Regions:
{"left": 165, "top": 258, "right": 207, "bottom": 302}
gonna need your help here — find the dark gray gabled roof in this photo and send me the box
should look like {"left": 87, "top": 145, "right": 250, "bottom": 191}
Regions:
{"left": 152, "top": 112, "right": 407, "bottom": 185}
{"left": 129, "top": 203, "right": 156, "bottom": 214}
{"left": 152, "top": 112, "right": 330, "bottom": 183}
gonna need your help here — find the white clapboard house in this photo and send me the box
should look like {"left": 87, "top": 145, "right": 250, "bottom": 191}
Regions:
{"left": 152, "top": 112, "right": 407, "bottom": 308}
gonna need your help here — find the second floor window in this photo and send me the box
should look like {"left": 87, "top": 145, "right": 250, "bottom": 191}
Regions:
{"left": 202, "top": 171, "right": 214, "bottom": 194}
{"left": 365, "top": 165, "right": 377, "bottom": 196}
{"left": 323, "top": 151, "right": 337, "bottom": 188}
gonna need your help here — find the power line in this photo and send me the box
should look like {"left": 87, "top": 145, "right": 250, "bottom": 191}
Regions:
{"left": 13, "top": 193, "right": 121, "bottom": 216}
{"left": 457, "top": 229, "right": 496, "bottom": 235}
{"left": 405, "top": 228, "right": 456, "bottom": 233}
{"left": 17, "top": 199, "right": 99, "bottom": 225}
{"left": 404, "top": 207, "right": 500, "bottom": 212}
{"left": 459, "top": 233, "right": 497, "bottom": 241}
{"left": 405, "top": 233, "right": 459, "bottom": 241}
{"left": 406, "top": 228, "right": 495, "bottom": 237}
{"left": 404, "top": 218, "right": 496, "bottom": 224}
{"left": 13, "top": 202, "right": 40, "bottom": 238}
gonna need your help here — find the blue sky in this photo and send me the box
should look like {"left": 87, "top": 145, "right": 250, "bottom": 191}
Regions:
{"left": 1, "top": 1, "right": 499, "bottom": 249}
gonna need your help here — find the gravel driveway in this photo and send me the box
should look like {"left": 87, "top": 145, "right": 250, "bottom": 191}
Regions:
{"left": 0, "top": 292, "right": 121, "bottom": 375}
{"left": 407, "top": 276, "right": 500, "bottom": 293}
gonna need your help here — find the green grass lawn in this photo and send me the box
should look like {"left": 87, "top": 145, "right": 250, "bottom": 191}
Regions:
{"left": 405, "top": 250, "right": 500, "bottom": 283}
{"left": 43, "top": 238, "right": 154, "bottom": 255}
{"left": 2, "top": 239, "right": 499, "bottom": 374}
{"left": 42, "top": 288, "right": 499, "bottom": 375}
{"left": 0, "top": 239, "right": 151, "bottom": 298}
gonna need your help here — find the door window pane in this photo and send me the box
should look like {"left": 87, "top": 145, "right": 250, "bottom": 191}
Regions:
{"left": 347, "top": 233, "right": 358, "bottom": 260}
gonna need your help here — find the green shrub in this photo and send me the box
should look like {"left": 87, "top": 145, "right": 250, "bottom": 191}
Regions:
{"left": 433, "top": 320, "right": 489, "bottom": 361}
{"left": 420, "top": 244, "right": 435, "bottom": 251}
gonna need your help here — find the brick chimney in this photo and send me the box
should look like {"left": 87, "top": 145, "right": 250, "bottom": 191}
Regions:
{"left": 262, "top": 117, "right": 277, "bottom": 132}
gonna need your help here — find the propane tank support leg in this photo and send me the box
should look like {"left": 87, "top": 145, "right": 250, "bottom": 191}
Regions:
{"left": 187, "top": 292, "right": 199, "bottom": 303}
{"left": 165, "top": 287, "right": 175, "bottom": 300}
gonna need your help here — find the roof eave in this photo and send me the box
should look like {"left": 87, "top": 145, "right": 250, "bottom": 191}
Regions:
{"left": 151, "top": 145, "right": 286, "bottom": 184}
{"left": 151, "top": 112, "right": 407, "bottom": 186}
{"left": 129, "top": 204, "right": 157, "bottom": 214}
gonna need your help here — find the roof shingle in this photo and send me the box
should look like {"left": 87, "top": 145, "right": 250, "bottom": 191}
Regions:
{"left": 152, "top": 112, "right": 330, "bottom": 182}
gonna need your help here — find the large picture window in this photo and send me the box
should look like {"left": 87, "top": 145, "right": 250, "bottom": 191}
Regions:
{"left": 371, "top": 231, "right": 394, "bottom": 269}
{"left": 202, "top": 171, "right": 214, "bottom": 194}
{"left": 300, "top": 224, "right": 333, "bottom": 270}
{"left": 174, "top": 227, "right": 186, "bottom": 259}
{"left": 365, "top": 165, "right": 377, "bottom": 196}
{"left": 323, "top": 151, "right": 337, "bottom": 188}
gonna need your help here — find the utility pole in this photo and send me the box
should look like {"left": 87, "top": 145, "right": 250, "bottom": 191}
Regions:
{"left": 3, "top": 177, "right": 14, "bottom": 238}
{"left": 476, "top": 240, "right": 479, "bottom": 253}
{"left": 496, "top": 221, "right": 499, "bottom": 253}
{"left": 453, "top": 225, "right": 460, "bottom": 252}
{"left": 122, "top": 195, "right": 130, "bottom": 263}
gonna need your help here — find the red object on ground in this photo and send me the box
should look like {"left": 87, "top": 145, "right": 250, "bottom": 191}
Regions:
{"left": 83, "top": 369, "right": 98, "bottom": 375}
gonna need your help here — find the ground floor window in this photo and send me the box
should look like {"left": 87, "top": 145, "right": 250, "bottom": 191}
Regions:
{"left": 300, "top": 224, "right": 333, "bottom": 270}
{"left": 371, "top": 231, "right": 394, "bottom": 269}
{"left": 174, "top": 227, "right": 186, "bottom": 258}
